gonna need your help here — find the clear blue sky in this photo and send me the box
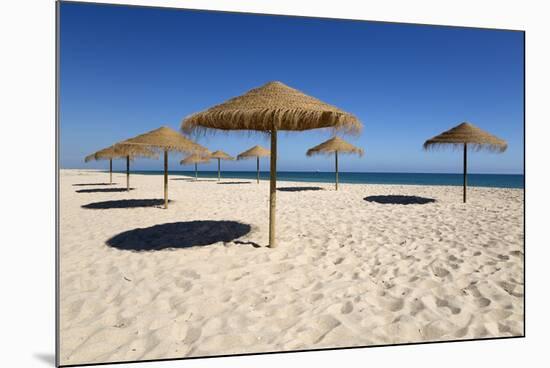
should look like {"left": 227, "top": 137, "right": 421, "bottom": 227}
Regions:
{"left": 60, "top": 2, "right": 524, "bottom": 174}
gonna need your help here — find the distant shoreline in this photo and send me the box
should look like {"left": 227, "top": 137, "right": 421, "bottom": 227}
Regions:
{"left": 63, "top": 168, "right": 524, "bottom": 175}
{"left": 61, "top": 169, "right": 524, "bottom": 189}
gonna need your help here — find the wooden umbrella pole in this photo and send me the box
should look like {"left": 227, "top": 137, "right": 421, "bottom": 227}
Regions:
{"left": 195, "top": 163, "right": 198, "bottom": 180}
{"left": 218, "top": 158, "right": 221, "bottom": 181}
{"left": 256, "top": 156, "right": 260, "bottom": 184}
{"left": 126, "top": 156, "right": 130, "bottom": 191}
{"left": 164, "top": 150, "right": 168, "bottom": 209}
{"left": 109, "top": 158, "right": 112, "bottom": 185}
{"left": 335, "top": 150, "right": 339, "bottom": 191}
{"left": 463, "top": 143, "right": 467, "bottom": 203}
{"left": 269, "top": 129, "right": 277, "bottom": 248}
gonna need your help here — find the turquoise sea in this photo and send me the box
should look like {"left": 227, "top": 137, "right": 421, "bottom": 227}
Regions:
{"left": 119, "top": 171, "right": 524, "bottom": 189}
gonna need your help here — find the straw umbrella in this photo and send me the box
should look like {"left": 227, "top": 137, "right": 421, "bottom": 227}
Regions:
{"left": 119, "top": 126, "right": 209, "bottom": 208}
{"left": 180, "top": 153, "right": 211, "bottom": 180}
{"left": 423, "top": 122, "right": 507, "bottom": 203}
{"left": 85, "top": 147, "right": 117, "bottom": 185}
{"left": 306, "top": 136, "right": 364, "bottom": 190}
{"left": 210, "top": 150, "right": 234, "bottom": 181}
{"left": 84, "top": 144, "right": 156, "bottom": 188}
{"left": 182, "top": 81, "right": 361, "bottom": 248}
{"left": 237, "top": 145, "right": 270, "bottom": 184}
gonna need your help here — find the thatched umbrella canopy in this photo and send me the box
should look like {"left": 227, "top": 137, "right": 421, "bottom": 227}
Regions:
{"left": 180, "top": 153, "right": 211, "bottom": 180}
{"left": 84, "top": 144, "right": 156, "bottom": 188}
{"left": 182, "top": 81, "right": 362, "bottom": 248}
{"left": 423, "top": 122, "right": 507, "bottom": 203}
{"left": 210, "top": 150, "right": 234, "bottom": 181}
{"left": 120, "top": 126, "right": 209, "bottom": 208}
{"left": 306, "top": 136, "right": 364, "bottom": 190}
{"left": 237, "top": 145, "right": 270, "bottom": 184}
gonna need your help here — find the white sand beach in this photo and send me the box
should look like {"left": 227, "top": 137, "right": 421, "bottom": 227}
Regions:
{"left": 59, "top": 169, "right": 524, "bottom": 366}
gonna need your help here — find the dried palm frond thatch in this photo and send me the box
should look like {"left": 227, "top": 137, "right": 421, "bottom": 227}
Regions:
{"left": 84, "top": 153, "right": 96, "bottom": 163}
{"left": 84, "top": 144, "right": 157, "bottom": 162}
{"left": 120, "top": 126, "right": 209, "bottom": 153}
{"left": 236, "top": 145, "right": 270, "bottom": 160}
{"left": 181, "top": 81, "right": 361, "bottom": 135}
{"left": 423, "top": 122, "right": 507, "bottom": 152}
{"left": 236, "top": 145, "right": 270, "bottom": 184}
{"left": 180, "top": 153, "right": 211, "bottom": 165}
{"left": 423, "top": 122, "right": 508, "bottom": 203}
{"left": 120, "top": 126, "right": 209, "bottom": 208}
{"left": 181, "top": 81, "right": 363, "bottom": 248}
{"left": 180, "top": 153, "right": 211, "bottom": 181}
{"left": 306, "top": 137, "right": 364, "bottom": 190}
{"left": 209, "top": 150, "right": 234, "bottom": 181}
{"left": 84, "top": 144, "right": 157, "bottom": 187}
{"left": 210, "top": 150, "right": 234, "bottom": 160}
{"left": 306, "top": 136, "right": 364, "bottom": 157}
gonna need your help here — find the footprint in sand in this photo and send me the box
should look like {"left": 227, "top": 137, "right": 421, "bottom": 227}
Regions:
{"left": 299, "top": 315, "right": 341, "bottom": 344}
{"left": 497, "top": 281, "right": 523, "bottom": 297}
{"left": 410, "top": 298, "right": 426, "bottom": 316}
{"left": 175, "top": 280, "right": 193, "bottom": 292}
{"left": 454, "top": 325, "right": 469, "bottom": 338}
{"left": 435, "top": 298, "right": 461, "bottom": 315}
{"left": 390, "top": 298, "right": 405, "bottom": 312}
{"left": 421, "top": 321, "right": 448, "bottom": 340}
{"left": 498, "top": 322, "right": 514, "bottom": 334}
{"left": 379, "top": 296, "right": 404, "bottom": 312}
{"left": 475, "top": 297, "right": 491, "bottom": 308}
{"left": 448, "top": 255, "right": 460, "bottom": 262}
{"left": 509, "top": 250, "right": 523, "bottom": 258}
{"left": 464, "top": 284, "right": 482, "bottom": 298}
{"left": 180, "top": 270, "right": 201, "bottom": 280}
{"left": 473, "top": 325, "right": 489, "bottom": 338}
{"left": 340, "top": 301, "right": 354, "bottom": 314}
{"left": 183, "top": 327, "right": 202, "bottom": 344}
{"left": 67, "top": 300, "right": 86, "bottom": 321}
{"left": 309, "top": 293, "right": 323, "bottom": 303}
{"left": 431, "top": 266, "right": 450, "bottom": 278}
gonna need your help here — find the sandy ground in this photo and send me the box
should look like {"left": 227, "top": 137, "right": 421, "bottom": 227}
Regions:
{"left": 59, "top": 169, "right": 524, "bottom": 365}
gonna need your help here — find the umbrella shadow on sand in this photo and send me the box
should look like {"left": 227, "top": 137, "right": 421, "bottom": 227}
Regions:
{"left": 277, "top": 186, "right": 324, "bottom": 192}
{"left": 218, "top": 181, "right": 252, "bottom": 185}
{"left": 234, "top": 240, "right": 261, "bottom": 248}
{"left": 76, "top": 188, "right": 135, "bottom": 193}
{"left": 364, "top": 195, "right": 436, "bottom": 205}
{"left": 171, "top": 178, "right": 217, "bottom": 182}
{"left": 73, "top": 183, "right": 117, "bottom": 186}
{"left": 82, "top": 199, "right": 172, "bottom": 209}
{"left": 106, "top": 220, "right": 252, "bottom": 251}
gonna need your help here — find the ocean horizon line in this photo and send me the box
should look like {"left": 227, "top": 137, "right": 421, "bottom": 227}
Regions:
{"left": 65, "top": 168, "right": 524, "bottom": 176}
{"left": 64, "top": 169, "right": 524, "bottom": 189}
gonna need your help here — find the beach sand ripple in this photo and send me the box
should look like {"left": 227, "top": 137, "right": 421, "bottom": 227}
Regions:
{"left": 59, "top": 170, "right": 524, "bottom": 365}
